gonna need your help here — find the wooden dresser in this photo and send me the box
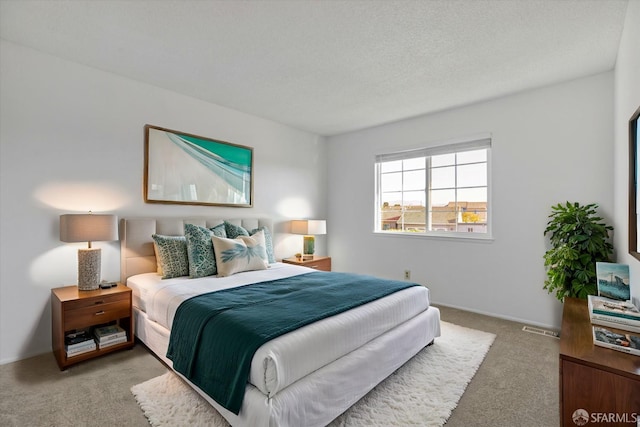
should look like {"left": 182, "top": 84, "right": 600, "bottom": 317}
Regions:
{"left": 559, "top": 297, "right": 640, "bottom": 426}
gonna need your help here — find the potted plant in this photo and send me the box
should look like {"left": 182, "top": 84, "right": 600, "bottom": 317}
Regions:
{"left": 543, "top": 202, "right": 614, "bottom": 301}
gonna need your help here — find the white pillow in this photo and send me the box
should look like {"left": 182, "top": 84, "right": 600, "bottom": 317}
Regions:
{"left": 212, "top": 230, "right": 269, "bottom": 277}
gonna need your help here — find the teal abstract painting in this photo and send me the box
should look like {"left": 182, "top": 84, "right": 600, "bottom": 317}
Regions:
{"left": 145, "top": 125, "right": 253, "bottom": 207}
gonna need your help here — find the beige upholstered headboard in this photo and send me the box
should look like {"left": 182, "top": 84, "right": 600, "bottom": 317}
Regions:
{"left": 120, "top": 217, "right": 273, "bottom": 284}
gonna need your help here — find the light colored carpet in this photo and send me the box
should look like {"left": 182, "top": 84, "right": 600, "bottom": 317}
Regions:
{"left": 131, "top": 321, "right": 495, "bottom": 426}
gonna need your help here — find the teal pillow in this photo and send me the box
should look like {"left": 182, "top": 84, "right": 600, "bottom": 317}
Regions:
{"left": 152, "top": 234, "right": 189, "bottom": 279}
{"left": 210, "top": 222, "right": 227, "bottom": 237}
{"left": 251, "top": 226, "right": 275, "bottom": 263}
{"left": 224, "top": 221, "right": 250, "bottom": 239}
{"left": 184, "top": 223, "right": 227, "bottom": 278}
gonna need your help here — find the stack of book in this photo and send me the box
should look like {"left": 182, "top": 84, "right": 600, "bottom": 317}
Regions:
{"left": 589, "top": 295, "right": 640, "bottom": 333}
{"left": 65, "top": 330, "right": 96, "bottom": 357}
{"left": 589, "top": 262, "right": 640, "bottom": 356}
{"left": 93, "top": 324, "right": 127, "bottom": 350}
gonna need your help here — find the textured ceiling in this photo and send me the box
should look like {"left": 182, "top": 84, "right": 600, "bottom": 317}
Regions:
{"left": 0, "top": 0, "right": 629, "bottom": 136}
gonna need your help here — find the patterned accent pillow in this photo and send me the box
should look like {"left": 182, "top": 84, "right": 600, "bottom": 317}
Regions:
{"left": 251, "top": 226, "right": 275, "bottom": 263}
{"left": 210, "top": 222, "right": 227, "bottom": 237}
{"left": 212, "top": 230, "right": 268, "bottom": 277}
{"left": 184, "top": 223, "right": 227, "bottom": 278}
{"left": 151, "top": 234, "right": 189, "bottom": 279}
{"left": 224, "top": 221, "right": 250, "bottom": 239}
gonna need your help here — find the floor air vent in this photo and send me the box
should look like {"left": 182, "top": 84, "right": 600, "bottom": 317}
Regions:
{"left": 522, "top": 325, "right": 560, "bottom": 338}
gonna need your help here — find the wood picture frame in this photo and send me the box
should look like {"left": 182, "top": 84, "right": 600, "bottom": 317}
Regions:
{"left": 629, "top": 106, "right": 640, "bottom": 260}
{"left": 144, "top": 125, "right": 253, "bottom": 207}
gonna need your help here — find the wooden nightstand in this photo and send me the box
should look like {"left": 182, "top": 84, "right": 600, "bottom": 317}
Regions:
{"left": 282, "top": 255, "right": 331, "bottom": 271}
{"left": 51, "top": 283, "right": 134, "bottom": 370}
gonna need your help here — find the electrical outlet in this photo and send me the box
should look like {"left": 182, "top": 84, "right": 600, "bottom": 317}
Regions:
{"left": 404, "top": 270, "right": 411, "bottom": 280}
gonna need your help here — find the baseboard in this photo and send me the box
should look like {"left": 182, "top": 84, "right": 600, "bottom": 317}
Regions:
{"left": 432, "top": 301, "right": 560, "bottom": 331}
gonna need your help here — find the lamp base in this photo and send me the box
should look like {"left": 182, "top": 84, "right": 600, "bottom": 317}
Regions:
{"left": 302, "top": 235, "right": 315, "bottom": 258}
{"left": 78, "top": 248, "right": 101, "bottom": 291}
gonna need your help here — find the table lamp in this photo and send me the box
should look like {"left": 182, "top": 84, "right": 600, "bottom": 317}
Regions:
{"left": 60, "top": 213, "right": 118, "bottom": 291}
{"left": 291, "top": 219, "right": 326, "bottom": 258}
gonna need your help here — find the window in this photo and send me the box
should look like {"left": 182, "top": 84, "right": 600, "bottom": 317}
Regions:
{"left": 375, "top": 135, "right": 491, "bottom": 237}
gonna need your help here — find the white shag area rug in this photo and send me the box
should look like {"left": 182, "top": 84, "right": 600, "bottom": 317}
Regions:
{"left": 131, "top": 321, "right": 495, "bottom": 427}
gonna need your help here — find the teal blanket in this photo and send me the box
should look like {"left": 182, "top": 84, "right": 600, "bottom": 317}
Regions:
{"left": 166, "top": 271, "right": 418, "bottom": 415}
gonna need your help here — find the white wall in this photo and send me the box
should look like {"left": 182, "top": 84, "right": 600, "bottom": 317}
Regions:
{"left": 613, "top": 1, "right": 640, "bottom": 305}
{"left": 327, "top": 72, "right": 614, "bottom": 329}
{"left": 0, "top": 40, "right": 328, "bottom": 364}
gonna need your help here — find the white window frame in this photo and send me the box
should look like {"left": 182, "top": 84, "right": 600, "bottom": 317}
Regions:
{"left": 374, "top": 134, "right": 492, "bottom": 240}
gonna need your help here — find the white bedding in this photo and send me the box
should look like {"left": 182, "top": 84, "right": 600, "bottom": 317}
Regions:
{"left": 127, "top": 263, "right": 432, "bottom": 397}
{"left": 128, "top": 263, "right": 312, "bottom": 317}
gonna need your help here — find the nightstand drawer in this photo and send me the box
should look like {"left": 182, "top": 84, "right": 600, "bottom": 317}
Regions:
{"left": 65, "top": 299, "right": 130, "bottom": 330}
{"left": 282, "top": 256, "right": 331, "bottom": 271}
{"left": 64, "top": 292, "right": 129, "bottom": 311}
{"left": 305, "top": 258, "right": 331, "bottom": 271}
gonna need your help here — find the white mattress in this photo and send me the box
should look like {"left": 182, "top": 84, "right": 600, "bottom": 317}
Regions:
{"left": 127, "top": 263, "right": 432, "bottom": 397}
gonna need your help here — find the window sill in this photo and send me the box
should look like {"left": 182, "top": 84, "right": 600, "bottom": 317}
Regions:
{"left": 373, "top": 230, "right": 494, "bottom": 242}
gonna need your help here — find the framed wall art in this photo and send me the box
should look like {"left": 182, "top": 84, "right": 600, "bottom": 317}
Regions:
{"left": 144, "top": 125, "right": 253, "bottom": 207}
{"left": 629, "top": 105, "right": 640, "bottom": 260}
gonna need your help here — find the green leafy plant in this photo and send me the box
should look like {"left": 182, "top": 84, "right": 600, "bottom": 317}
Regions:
{"left": 543, "top": 202, "right": 613, "bottom": 301}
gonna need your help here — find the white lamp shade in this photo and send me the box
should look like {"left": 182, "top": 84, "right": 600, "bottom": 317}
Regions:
{"left": 291, "top": 219, "right": 326, "bottom": 235}
{"left": 60, "top": 214, "right": 118, "bottom": 243}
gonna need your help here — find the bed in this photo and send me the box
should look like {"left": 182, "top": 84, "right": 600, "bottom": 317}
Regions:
{"left": 121, "top": 217, "right": 441, "bottom": 427}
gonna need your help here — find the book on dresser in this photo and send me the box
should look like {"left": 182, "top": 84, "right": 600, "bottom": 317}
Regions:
{"left": 589, "top": 315, "right": 640, "bottom": 333}
{"left": 592, "top": 325, "right": 640, "bottom": 356}
{"left": 588, "top": 294, "right": 640, "bottom": 333}
{"left": 93, "top": 324, "right": 127, "bottom": 343}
